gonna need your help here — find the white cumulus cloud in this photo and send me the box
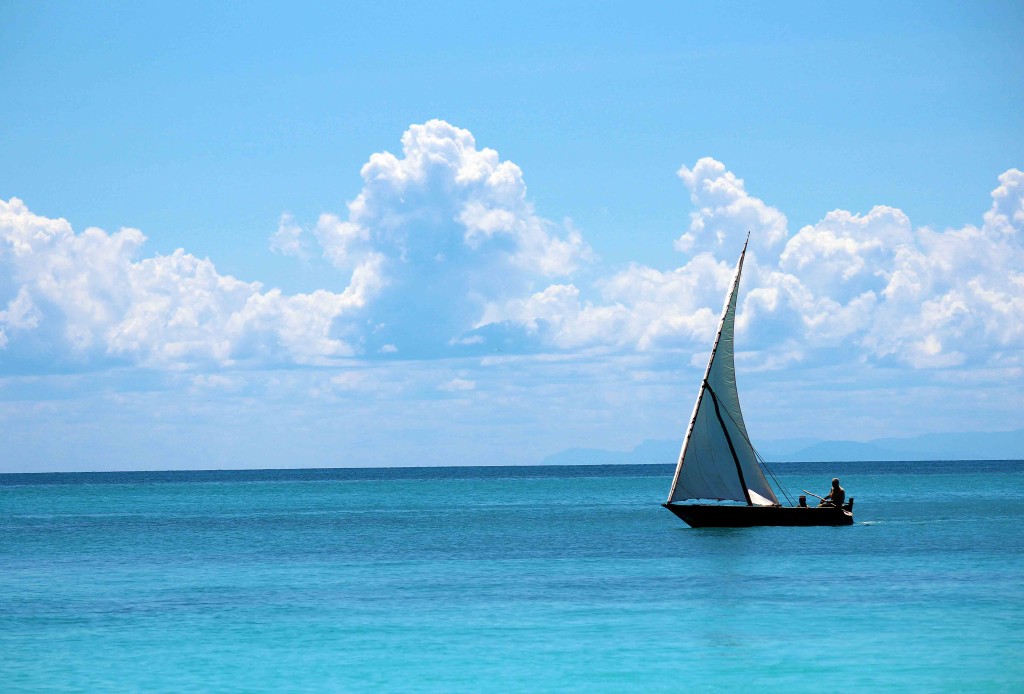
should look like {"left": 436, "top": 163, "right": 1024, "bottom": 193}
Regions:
{"left": 315, "top": 120, "right": 593, "bottom": 279}
{"left": 0, "top": 198, "right": 376, "bottom": 368}
{"left": 294, "top": 119, "right": 593, "bottom": 353}
{"left": 5, "top": 120, "right": 1022, "bottom": 380}
{"left": 485, "top": 158, "right": 1024, "bottom": 372}
{"left": 675, "top": 157, "right": 789, "bottom": 254}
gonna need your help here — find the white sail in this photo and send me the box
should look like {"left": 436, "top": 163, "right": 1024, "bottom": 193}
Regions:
{"left": 667, "top": 239, "right": 779, "bottom": 506}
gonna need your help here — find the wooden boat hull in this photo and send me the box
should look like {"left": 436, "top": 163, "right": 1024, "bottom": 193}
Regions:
{"left": 662, "top": 502, "right": 853, "bottom": 528}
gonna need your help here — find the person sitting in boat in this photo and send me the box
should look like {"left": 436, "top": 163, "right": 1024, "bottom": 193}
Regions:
{"left": 818, "top": 478, "right": 845, "bottom": 507}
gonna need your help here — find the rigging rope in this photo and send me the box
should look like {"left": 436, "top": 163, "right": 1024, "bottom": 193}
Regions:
{"left": 715, "top": 397, "right": 796, "bottom": 507}
{"left": 754, "top": 449, "right": 795, "bottom": 507}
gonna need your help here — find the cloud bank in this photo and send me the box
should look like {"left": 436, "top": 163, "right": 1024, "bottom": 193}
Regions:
{"left": 3, "top": 121, "right": 1022, "bottom": 377}
{"left": 0, "top": 199, "right": 375, "bottom": 368}
{"left": 482, "top": 158, "right": 1024, "bottom": 371}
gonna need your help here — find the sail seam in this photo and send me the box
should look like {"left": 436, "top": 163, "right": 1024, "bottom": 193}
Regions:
{"left": 704, "top": 382, "right": 753, "bottom": 507}
{"left": 714, "top": 394, "right": 791, "bottom": 506}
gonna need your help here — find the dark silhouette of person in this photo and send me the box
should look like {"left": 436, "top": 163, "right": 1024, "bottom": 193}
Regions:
{"left": 819, "top": 478, "right": 845, "bottom": 507}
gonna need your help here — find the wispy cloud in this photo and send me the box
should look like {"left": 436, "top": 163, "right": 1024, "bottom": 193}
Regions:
{"left": 269, "top": 213, "right": 309, "bottom": 260}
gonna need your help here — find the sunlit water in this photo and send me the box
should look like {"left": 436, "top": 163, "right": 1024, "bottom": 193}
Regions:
{"left": 2, "top": 461, "right": 1022, "bottom": 692}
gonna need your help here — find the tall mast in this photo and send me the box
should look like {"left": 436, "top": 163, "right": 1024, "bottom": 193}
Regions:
{"left": 667, "top": 234, "right": 750, "bottom": 503}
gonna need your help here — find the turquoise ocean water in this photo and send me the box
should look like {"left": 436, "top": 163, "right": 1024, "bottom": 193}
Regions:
{"left": 2, "top": 461, "right": 1023, "bottom": 692}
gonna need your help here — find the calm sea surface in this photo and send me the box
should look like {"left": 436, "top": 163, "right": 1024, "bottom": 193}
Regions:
{"left": 2, "top": 461, "right": 1023, "bottom": 692}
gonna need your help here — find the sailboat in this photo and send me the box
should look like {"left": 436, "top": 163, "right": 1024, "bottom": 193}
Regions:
{"left": 662, "top": 236, "right": 853, "bottom": 527}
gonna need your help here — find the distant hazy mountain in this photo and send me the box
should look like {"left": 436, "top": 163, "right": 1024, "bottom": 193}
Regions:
{"left": 780, "top": 429, "right": 1024, "bottom": 462}
{"left": 540, "top": 429, "right": 1024, "bottom": 465}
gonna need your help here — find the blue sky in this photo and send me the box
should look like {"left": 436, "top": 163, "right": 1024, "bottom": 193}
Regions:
{"left": 2, "top": 1, "right": 1022, "bottom": 472}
